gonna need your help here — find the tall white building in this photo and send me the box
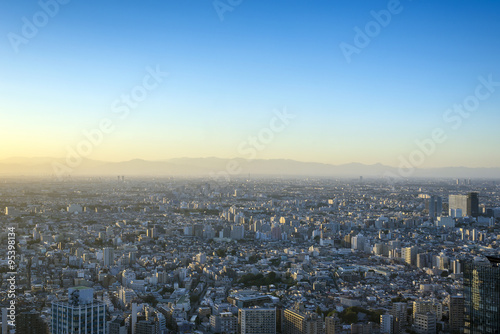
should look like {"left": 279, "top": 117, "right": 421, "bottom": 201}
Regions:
{"left": 51, "top": 287, "right": 106, "bottom": 334}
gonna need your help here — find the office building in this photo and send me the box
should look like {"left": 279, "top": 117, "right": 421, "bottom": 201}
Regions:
{"left": 239, "top": 308, "right": 276, "bottom": 334}
{"left": 449, "top": 296, "right": 464, "bottom": 333}
{"left": 449, "top": 193, "right": 480, "bottom": 218}
{"left": 51, "top": 287, "right": 106, "bottom": 334}
{"left": 428, "top": 195, "right": 442, "bottom": 218}
{"left": 449, "top": 195, "right": 468, "bottom": 217}
{"left": 464, "top": 257, "right": 500, "bottom": 333}
{"left": 467, "top": 192, "right": 479, "bottom": 218}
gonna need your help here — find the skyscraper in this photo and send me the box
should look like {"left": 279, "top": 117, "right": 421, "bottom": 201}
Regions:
{"left": 103, "top": 247, "right": 114, "bottom": 267}
{"left": 464, "top": 257, "right": 500, "bottom": 334}
{"left": 51, "top": 287, "right": 106, "bottom": 334}
{"left": 467, "top": 192, "right": 479, "bottom": 218}
{"left": 428, "top": 195, "right": 442, "bottom": 219}
{"left": 449, "top": 193, "right": 480, "bottom": 218}
{"left": 449, "top": 296, "right": 464, "bottom": 333}
{"left": 449, "top": 194, "right": 468, "bottom": 217}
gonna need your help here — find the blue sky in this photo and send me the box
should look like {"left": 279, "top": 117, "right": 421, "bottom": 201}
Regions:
{"left": 1, "top": 0, "right": 499, "bottom": 167}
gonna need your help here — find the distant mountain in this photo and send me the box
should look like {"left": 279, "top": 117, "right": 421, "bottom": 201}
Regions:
{"left": 0, "top": 157, "right": 499, "bottom": 179}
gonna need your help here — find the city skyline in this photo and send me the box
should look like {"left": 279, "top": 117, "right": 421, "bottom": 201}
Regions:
{"left": 1, "top": 0, "right": 500, "bottom": 170}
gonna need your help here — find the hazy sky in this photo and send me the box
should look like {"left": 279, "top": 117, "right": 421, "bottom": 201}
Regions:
{"left": 1, "top": 0, "right": 500, "bottom": 167}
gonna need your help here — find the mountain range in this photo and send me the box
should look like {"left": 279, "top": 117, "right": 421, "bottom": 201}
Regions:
{"left": 0, "top": 157, "right": 499, "bottom": 179}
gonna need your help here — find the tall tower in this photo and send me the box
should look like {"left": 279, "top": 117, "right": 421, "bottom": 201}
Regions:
{"left": 464, "top": 257, "right": 500, "bottom": 333}
{"left": 51, "top": 287, "right": 106, "bottom": 334}
{"left": 428, "top": 195, "right": 442, "bottom": 219}
{"left": 467, "top": 192, "right": 479, "bottom": 218}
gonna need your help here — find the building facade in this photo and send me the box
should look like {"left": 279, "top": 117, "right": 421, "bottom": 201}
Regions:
{"left": 51, "top": 287, "right": 106, "bottom": 334}
{"left": 464, "top": 257, "right": 500, "bottom": 334}
{"left": 239, "top": 308, "right": 276, "bottom": 334}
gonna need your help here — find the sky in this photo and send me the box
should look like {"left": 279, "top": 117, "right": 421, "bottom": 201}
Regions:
{"left": 1, "top": 0, "right": 500, "bottom": 168}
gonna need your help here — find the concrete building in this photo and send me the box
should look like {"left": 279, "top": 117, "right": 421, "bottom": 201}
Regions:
{"left": 239, "top": 308, "right": 276, "bottom": 334}
{"left": 210, "top": 312, "right": 238, "bottom": 333}
{"left": 282, "top": 308, "right": 324, "bottom": 334}
{"left": 414, "top": 312, "right": 436, "bottom": 334}
{"left": 51, "top": 287, "right": 106, "bottom": 334}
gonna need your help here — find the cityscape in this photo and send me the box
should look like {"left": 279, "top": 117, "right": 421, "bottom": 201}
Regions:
{"left": 0, "top": 176, "right": 499, "bottom": 333}
{"left": 1, "top": 0, "right": 500, "bottom": 334}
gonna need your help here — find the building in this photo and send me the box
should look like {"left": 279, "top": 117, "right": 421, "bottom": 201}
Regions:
{"left": 134, "top": 320, "right": 155, "bottom": 334}
{"left": 51, "top": 287, "right": 106, "bottom": 334}
{"left": 380, "top": 314, "right": 394, "bottom": 334}
{"left": 413, "top": 300, "right": 442, "bottom": 321}
{"left": 210, "top": 312, "right": 238, "bottom": 333}
{"left": 449, "top": 195, "right": 468, "bottom": 217}
{"left": 390, "top": 302, "right": 408, "bottom": 334}
{"left": 449, "top": 296, "right": 464, "bottom": 333}
{"left": 239, "top": 308, "right": 276, "bottom": 334}
{"left": 282, "top": 308, "right": 324, "bottom": 334}
{"left": 325, "top": 316, "right": 341, "bottom": 334}
{"left": 414, "top": 312, "right": 436, "bottom": 334}
{"left": 103, "top": 247, "right": 114, "bottom": 267}
{"left": 464, "top": 257, "right": 500, "bottom": 334}
{"left": 467, "top": 192, "right": 479, "bottom": 218}
{"left": 351, "top": 322, "right": 373, "bottom": 334}
{"left": 449, "top": 193, "right": 479, "bottom": 217}
{"left": 403, "top": 246, "right": 418, "bottom": 266}
{"left": 108, "top": 316, "right": 127, "bottom": 334}
{"left": 428, "top": 195, "right": 442, "bottom": 219}
{"left": 17, "top": 310, "right": 49, "bottom": 334}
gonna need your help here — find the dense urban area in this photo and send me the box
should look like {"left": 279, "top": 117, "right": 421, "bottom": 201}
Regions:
{"left": 0, "top": 176, "right": 499, "bottom": 334}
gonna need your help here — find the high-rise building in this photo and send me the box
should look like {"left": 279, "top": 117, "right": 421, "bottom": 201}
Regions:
{"left": 380, "top": 314, "right": 394, "bottom": 334}
{"left": 51, "top": 287, "right": 106, "bottom": 334}
{"left": 403, "top": 246, "right": 418, "bottom": 266}
{"left": 428, "top": 195, "right": 442, "bottom": 219}
{"left": 103, "top": 247, "right": 114, "bottom": 267}
{"left": 325, "top": 316, "right": 341, "bottom": 334}
{"left": 467, "top": 192, "right": 479, "bottom": 218}
{"left": 449, "top": 195, "right": 468, "bottom": 217}
{"left": 449, "top": 296, "right": 464, "bottom": 333}
{"left": 282, "top": 309, "right": 324, "bottom": 334}
{"left": 390, "top": 302, "right": 407, "bottom": 334}
{"left": 239, "top": 308, "right": 276, "bottom": 334}
{"left": 464, "top": 257, "right": 500, "bottom": 334}
{"left": 414, "top": 312, "right": 436, "bottom": 334}
{"left": 449, "top": 193, "right": 480, "bottom": 217}
{"left": 417, "top": 253, "right": 432, "bottom": 269}
{"left": 16, "top": 310, "right": 49, "bottom": 334}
